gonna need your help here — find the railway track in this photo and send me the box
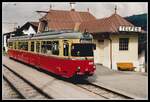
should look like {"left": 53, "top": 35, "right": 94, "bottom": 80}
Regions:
{"left": 3, "top": 63, "right": 133, "bottom": 99}
{"left": 3, "top": 79, "right": 22, "bottom": 99}
{"left": 3, "top": 65, "right": 52, "bottom": 99}
{"left": 76, "top": 82, "right": 133, "bottom": 99}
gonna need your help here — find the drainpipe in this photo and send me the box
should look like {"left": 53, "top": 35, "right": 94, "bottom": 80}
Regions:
{"left": 108, "top": 37, "right": 112, "bottom": 69}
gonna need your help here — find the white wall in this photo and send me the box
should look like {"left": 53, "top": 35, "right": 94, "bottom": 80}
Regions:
{"left": 23, "top": 26, "right": 36, "bottom": 35}
{"left": 110, "top": 34, "right": 138, "bottom": 70}
{"left": 93, "top": 40, "right": 101, "bottom": 64}
{"left": 94, "top": 34, "right": 139, "bottom": 71}
{"left": 99, "top": 41, "right": 104, "bottom": 64}
{"left": 103, "top": 39, "right": 111, "bottom": 68}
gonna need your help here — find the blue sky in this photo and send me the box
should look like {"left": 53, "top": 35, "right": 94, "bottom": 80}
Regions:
{"left": 2, "top": 2, "right": 148, "bottom": 34}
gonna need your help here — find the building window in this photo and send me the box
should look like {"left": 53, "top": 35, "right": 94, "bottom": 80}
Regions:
{"left": 42, "top": 21, "right": 49, "bottom": 32}
{"left": 119, "top": 38, "right": 129, "bottom": 51}
{"left": 44, "top": 23, "right": 49, "bottom": 31}
{"left": 63, "top": 41, "right": 69, "bottom": 56}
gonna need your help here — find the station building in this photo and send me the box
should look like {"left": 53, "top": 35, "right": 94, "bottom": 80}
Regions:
{"left": 37, "top": 7, "right": 146, "bottom": 72}
{"left": 79, "top": 13, "right": 145, "bottom": 71}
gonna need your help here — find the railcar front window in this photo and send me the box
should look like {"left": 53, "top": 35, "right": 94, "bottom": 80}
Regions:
{"left": 71, "top": 44, "right": 94, "bottom": 57}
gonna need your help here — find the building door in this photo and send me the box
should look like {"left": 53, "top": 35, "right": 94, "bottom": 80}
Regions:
{"left": 94, "top": 40, "right": 104, "bottom": 64}
{"left": 98, "top": 40, "right": 104, "bottom": 64}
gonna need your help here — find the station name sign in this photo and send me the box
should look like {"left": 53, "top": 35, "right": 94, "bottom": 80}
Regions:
{"left": 119, "top": 26, "right": 141, "bottom": 32}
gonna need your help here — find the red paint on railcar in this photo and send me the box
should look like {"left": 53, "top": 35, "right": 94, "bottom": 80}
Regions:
{"left": 8, "top": 49, "right": 95, "bottom": 78}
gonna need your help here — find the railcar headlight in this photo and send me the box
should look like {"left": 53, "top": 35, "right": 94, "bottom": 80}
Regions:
{"left": 89, "top": 62, "right": 94, "bottom": 65}
{"left": 93, "top": 65, "right": 96, "bottom": 69}
{"left": 77, "top": 66, "right": 80, "bottom": 71}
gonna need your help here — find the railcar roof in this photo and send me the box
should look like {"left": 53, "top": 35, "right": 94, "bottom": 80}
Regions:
{"left": 8, "top": 31, "right": 93, "bottom": 41}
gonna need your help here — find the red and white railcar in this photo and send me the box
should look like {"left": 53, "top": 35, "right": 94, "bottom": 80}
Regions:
{"left": 7, "top": 31, "right": 96, "bottom": 78}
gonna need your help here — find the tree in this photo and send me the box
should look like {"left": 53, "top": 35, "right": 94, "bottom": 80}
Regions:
{"left": 124, "top": 13, "right": 147, "bottom": 31}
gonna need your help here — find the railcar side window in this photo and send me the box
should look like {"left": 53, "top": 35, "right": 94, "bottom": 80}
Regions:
{"left": 63, "top": 41, "right": 69, "bottom": 56}
{"left": 15, "top": 42, "right": 17, "bottom": 49}
{"left": 8, "top": 42, "right": 13, "bottom": 49}
{"left": 14, "top": 42, "right": 17, "bottom": 49}
{"left": 18, "top": 42, "right": 21, "bottom": 49}
{"left": 46, "top": 41, "right": 52, "bottom": 54}
{"left": 18, "top": 41, "right": 28, "bottom": 51}
{"left": 41, "top": 41, "right": 47, "bottom": 54}
{"left": 52, "top": 41, "right": 59, "bottom": 55}
{"left": 36, "top": 41, "right": 40, "bottom": 53}
{"left": 47, "top": 41, "right": 52, "bottom": 50}
{"left": 41, "top": 41, "right": 52, "bottom": 54}
{"left": 31, "top": 42, "right": 34, "bottom": 52}
{"left": 23, "top": 42, "right": 28, "bottom": 51}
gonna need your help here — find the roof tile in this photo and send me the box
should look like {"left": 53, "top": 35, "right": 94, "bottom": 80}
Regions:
{"left": 79, "top": 14, "right": 135, "bottom": 33}
{"left": 39, "top": 10, "right": 96, "bottom": 31}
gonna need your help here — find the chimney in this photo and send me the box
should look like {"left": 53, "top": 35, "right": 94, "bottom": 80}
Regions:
{"left": 87, "top": 8, "right": 89, "bottom": 12}
{"left": 114, "top": 5, "right": 117, "bottom": 14}
{"left": 74, "top": 22, "right": 81, "bottom": 31}
{"left": 70, "top": 2, "right": 75, "bottom": 11}
{"left": 49, "top": 4, "right": 52, "bottom": 11}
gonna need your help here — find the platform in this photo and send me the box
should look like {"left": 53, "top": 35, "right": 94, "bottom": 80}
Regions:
{"left": 88, "top": 64, "right": 148, "bottom": 99}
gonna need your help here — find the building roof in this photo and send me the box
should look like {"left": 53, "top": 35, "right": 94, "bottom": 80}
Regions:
{"left": 20, "top": 22, "right": 39, "bottom": 32}
{"left": 3, "top": 22, "right": 39, "bottom": 36}
{"left": 39, "top": 9, "right": 96, "bottom": 31}
{"left": 30, "top": 22, "right": 39, "bottom": 27}
{"left": 79, "top": 13, "right": 138, "bottom": 33}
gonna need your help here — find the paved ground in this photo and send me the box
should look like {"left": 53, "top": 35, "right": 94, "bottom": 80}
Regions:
{"left": 88, "top": 64, "right": 148, "bottom": 99}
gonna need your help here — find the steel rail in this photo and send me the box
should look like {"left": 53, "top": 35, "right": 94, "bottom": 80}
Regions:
{"left": 76, "top": 81, "right": 134, "bottom": 99}
{"left": 3, "top": 76, "right": 25, "bottom": 99}
{"left": 3, "top": 64, "right": 52, "bottom": 99}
